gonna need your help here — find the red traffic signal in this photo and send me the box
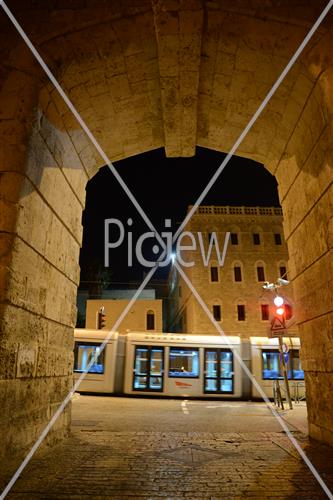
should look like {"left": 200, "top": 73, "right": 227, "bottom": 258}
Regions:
{"left": 272, "top": 298, "right": 292, "bottom": 320}
{"left": 275, "top": 306, "right": 285, "bottom": 317}
{"left": 273, "top": 296, "right": 285, "bottom": 317}
{"left": 97, "top": 306, "right": 106, "bottom": 329}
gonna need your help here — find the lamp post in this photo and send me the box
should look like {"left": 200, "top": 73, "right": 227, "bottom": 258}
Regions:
{"left": 262, "top": 278, "right": 293, "bottom": 410}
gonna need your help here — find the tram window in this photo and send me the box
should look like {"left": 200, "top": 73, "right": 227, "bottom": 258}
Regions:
{"left": 204, "top": 349, "right": 234, "bottom": 393}
{"left": 220, "top": 350, "right": 233, "bottom": 379}
{"left": 133, "top": 346, "right": 164, "bottom": 391}
{"left": 262, "top": 350, "right": 282, "bottom": 380}
{"left": 134, "top": 376, "right": 148, "bottom": 390}
{"left": 74, "top": 342, "right": 105, "bottom": 374}
{"left": 290, "top": 350, "right": 304, "bottom": 380}
{"left": 221, "top": 379, "right": 233, "bottom": 392}
{"left": 262, "top": 349, "right": 304, "bottom": 380}
{"left": 169, "top": 348, "right": 199, "bottom": 378}
{"left": 206, "top": 379, "right": 217, "bottom": 391}
{"left": 134, "top": 347, "right": 148, "bottom": 377}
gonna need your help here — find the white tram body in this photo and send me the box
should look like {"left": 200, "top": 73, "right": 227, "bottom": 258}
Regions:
{"left": 73, "top": 329, "right": 119, "bottom": 393}
{"left": 124, "top": 332, "right": 242, "bottom": 398}
{"left": 73, "top": 329, "right": 305, "bottom": 400}
{"left": 250, "top": 336, "right": 305, "bottom": 400}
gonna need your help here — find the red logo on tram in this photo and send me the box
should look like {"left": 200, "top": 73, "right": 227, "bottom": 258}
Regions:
{"left": 175, "top": 381, "right": 192, "bottom": 388}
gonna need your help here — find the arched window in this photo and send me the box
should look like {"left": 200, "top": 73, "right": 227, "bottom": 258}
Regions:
{"left": 256, "top": 261, "right": 266, "bottom": 282}
{"left": 236, "top": 301, "right": 246, "bottom": 321}
{"left": 273, "top": 225, "right": 284, "bottom": 246}
{"left": 209, "top": 260, "right": 220, "bottom": 283}
{"left": 210, "top": 266, "right": 219, "bottom": 282}
{"left": 278, "top": 261, "right": 288, "bottom": 280}
{"left": 146, "top": 310, "right": 155, "bottom": 330}
{"left": 233, "top": 260, "right": 243, "bottom": 282}
{"left": 260, "top": 303, "right": 270, "bottom": 321}
{"left": 251, "top": 226, "right": 263, "bottom": 246}
{"left": 212, "top": 304, "right": 221, "bottom": 322}
{"left": 229, "top": 225, "right": 241, "bottom": 246}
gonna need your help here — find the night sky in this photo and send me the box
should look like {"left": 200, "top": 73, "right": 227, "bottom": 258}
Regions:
{"left": 79, "top": 146, "right": 280, "bottom": 284}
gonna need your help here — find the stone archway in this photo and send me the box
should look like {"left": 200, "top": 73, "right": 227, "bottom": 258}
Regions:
{"left": 0, "top": 0, "right": 332, "bottom": 465}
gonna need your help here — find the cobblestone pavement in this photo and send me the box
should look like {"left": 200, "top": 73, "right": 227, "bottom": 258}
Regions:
{"left": 2, "top": 397, "right": 333, "bottom": 499}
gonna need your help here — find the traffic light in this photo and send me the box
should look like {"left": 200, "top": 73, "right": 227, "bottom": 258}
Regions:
{"left": 273, "top": 295, "right": 285, "bottom": 317}
{"left": 273, "top": 295, "right": 293, "bottom": 320}
{"left": 97, "top": 306, "right": 106, "bottom": 329}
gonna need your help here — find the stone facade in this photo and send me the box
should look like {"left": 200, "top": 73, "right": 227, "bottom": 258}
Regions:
{"left": 85, "top": 298, "right": 163, "bottom": 333}
{"left": 168, "top": 205, "right": 297, "bottom": 339}
{"left": 0, "top": 0, "right": 332, "bottom": 468}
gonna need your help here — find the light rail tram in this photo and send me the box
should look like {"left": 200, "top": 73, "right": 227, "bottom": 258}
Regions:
{"left": 74, "top": 329, "right": 305, "bottom": 399}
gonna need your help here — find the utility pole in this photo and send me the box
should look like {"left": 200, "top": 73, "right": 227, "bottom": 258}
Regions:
{"left": 278, "top": 336, "right": 293, "bottom": 410}
{"left": 263, "top": 277, "right": 293, "bottom": 410}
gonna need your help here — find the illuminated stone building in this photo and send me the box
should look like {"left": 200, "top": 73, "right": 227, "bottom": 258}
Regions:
{"left": 168, "top": 205, "right": 297, "bottom": 338}
{"left": 85, "top": 298, "right": 163, "bottom": 333}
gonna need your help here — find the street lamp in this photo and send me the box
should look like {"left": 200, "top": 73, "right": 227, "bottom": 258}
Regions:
{"left": 262, "top": 276, "right": 292, "bottom": 410}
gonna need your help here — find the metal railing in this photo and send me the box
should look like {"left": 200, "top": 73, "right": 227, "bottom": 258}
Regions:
{"left": 189, "top": 205, "right": 283, "bottom": 216}
{"left": 273, "top": 380, "right": 306, "bottom": 406}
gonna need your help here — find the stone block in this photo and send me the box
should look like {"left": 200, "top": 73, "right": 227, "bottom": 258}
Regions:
{"left": 0, "top": 343, "right": 17, "bottom": 379}
{"left": 16, "top": 346, "right": 37, "bottom": 378}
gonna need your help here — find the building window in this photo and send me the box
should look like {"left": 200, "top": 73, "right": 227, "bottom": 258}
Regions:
{"left": 212, "top": 305, "right": 221, "bottom": 322}
{"left": 237, "top": 304, "right": 246, "bottom": 321}
{"left": 146, "top": 310, "right": 155, "bottom": 330}
{"left": 169, "top": 348, "right": 199, "bottom": 378}
{"left": 279, "top": 266, "right": 287, "bottom": 280}
{"left": 257, "top": 266, "right": 265, "bottom": 282}
{"left": 234, "top": 266, "right": 242, "bottom": 282}
{"left": 210, "top": 266, "right": 219, "bottom": 282}
{"left": 285, "top": 304, "right": 293, "bottom": 320}
{"left": 253, "top": 233, "right": 260, "bottom": 245}
{"left": 230, "top": 233, "right": 238, "bottom": 245}
{"left": 261, "top": 304, "right": 269, "bottom": 321}
{"left": 274, "top": 233, "right": 282, "bottom": 245}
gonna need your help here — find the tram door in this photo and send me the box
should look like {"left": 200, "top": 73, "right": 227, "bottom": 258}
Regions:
{"left": 133, "top": 346, "right": 164, "bottom": 392}
{"left": 204, "top": 348, "right": 234, "bottom": 394}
